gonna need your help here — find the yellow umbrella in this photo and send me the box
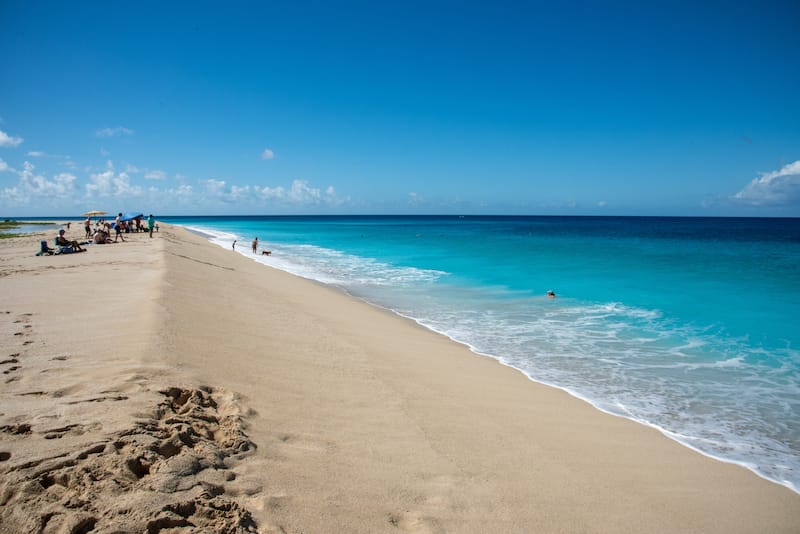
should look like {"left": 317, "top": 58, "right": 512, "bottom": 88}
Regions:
{"left": 83, "top": 210, "right": 107, "bottom": 217}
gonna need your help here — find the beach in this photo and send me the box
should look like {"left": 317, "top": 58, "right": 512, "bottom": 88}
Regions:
{"left": 1, "top": 223, "right": 798, "bottom": 533}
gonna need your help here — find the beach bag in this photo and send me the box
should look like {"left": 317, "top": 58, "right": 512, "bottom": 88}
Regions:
{"left": 36, "top": 240, "right": 54, "bottom": 256}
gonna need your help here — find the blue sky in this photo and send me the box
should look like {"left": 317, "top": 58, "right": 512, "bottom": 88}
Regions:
{"left": 1, "top": 1, "right": 798, "bottom": 216}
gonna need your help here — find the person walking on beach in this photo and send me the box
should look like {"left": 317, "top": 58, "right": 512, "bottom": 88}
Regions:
{"left": 84, "top": 217, "right": 92, "bottom": 239}
{"left": 114, "top": 213, "right": 125, "bottom": 242}
{"left": 232, "top": 240, "right": 237, "bottom": 251}
{"left": 252, "top": 237, "right": 258, "bottom": 253}
{"left": 148, "top": 214, "right": 155, "bottom": 238}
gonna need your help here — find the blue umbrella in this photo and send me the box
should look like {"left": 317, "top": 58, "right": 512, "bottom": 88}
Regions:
{"left": 120, "top": 212, "right": 143, "bottom": 222}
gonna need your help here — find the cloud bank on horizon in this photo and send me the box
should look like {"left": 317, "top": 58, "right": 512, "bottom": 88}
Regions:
{"left": 0, "top": 127, "right": 347, "bottom": 215}
{"left": 1, "top": 124, "right": 798, "bottom": 216}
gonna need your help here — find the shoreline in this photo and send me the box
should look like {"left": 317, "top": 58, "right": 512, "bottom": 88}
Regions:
{"left": 196, "top": 222, "right": 799, "bottom": 496}
{"left": 2, "top": 222, "right": 798, "bottom": 532}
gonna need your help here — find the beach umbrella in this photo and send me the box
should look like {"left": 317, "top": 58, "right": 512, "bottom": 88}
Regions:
{"left": 83, "top": 210, "right": 107, "bottom": 217}
{"left": 120, "top": 212, "right": 144, "bottom": 222}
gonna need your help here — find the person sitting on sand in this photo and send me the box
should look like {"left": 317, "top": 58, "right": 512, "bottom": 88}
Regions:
{"left": 56, "top": 229, "right": 86, "bottom": 252}
{"left": 93, "top": 228, "right": 113, "bottom": 244}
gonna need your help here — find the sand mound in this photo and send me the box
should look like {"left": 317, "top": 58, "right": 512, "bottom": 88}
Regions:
{"left": 0, "top": 386, "right": 258, "bottom": 533}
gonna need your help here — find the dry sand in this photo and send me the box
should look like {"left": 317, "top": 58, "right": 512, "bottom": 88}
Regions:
{"left": 1, "top": 222, "right": 798, "bottom": 533}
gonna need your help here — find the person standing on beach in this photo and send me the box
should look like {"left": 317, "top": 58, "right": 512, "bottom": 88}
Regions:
{"left": 114, "top": 213, "right": 125, "bottom": 242}
{"left": 148, "top": 214, "right": 155, "bottom": 238}
{"left": 232, "top": 240, "right": 237, "bottom": 250}
{"left": 252, "top": 237, "right": 258, "bottom": 253}
{"left": 84, "top": 217, "right": 91, "bottom": 239}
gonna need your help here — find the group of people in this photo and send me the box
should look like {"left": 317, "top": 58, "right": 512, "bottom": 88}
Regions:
{"left": 84, "top": 213, "right": 157, "bottom": 244}
{"left": 38, "top": 212, "right": 160, "bottom": 256}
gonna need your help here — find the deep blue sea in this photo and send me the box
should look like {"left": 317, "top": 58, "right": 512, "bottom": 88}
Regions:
{"left": 165, "top": 215, "right": 800, "bottom": 492}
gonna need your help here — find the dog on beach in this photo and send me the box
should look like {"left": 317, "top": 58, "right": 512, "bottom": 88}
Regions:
{"left": 261, "top": 250, "right": 272, "bottom": 256}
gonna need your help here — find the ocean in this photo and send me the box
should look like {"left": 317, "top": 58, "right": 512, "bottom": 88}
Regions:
{"left": 165, "top": 215, "right": 800, "bottom": 492}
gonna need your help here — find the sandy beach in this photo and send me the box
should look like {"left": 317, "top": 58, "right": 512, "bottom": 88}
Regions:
{"left": 1, "top": 222, "right": 798, "bottom": 533}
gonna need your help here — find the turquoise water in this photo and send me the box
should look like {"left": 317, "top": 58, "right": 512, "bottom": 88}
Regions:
{"left": 167, "top": 215, "right": 800, "bottom": 492}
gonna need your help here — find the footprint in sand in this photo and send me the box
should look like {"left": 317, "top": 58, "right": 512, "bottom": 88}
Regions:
{"left": 43, "top": 424, "right": 90, "bottom": 440}
{"left": 0, "top": 386, "right": 259, "bottom": 533}
{"left": 0, "top": 423, "right": 32, "bottom": 435}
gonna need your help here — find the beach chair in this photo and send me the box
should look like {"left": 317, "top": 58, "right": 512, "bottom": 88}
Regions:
{"left": 54, "top": 237, "right": 75, "bottom": 254}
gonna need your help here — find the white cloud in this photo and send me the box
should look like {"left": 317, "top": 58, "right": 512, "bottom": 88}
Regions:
{"left": 144, "top": 169, "right": 166, "bottom": 180}
{"left": 0, "top": 158, "right": 8, "bottom": 172}
{"left": 0, "top": 129, "right": 23, "bottom": 147}
{"left": 261, "top": 148, "right": 275, "bottom": 160}
{"left": 170, "top": 184, "right": 193, "bottom": 198}
{"left": 0, "top": 161, "right": 77, "bottom": 204}
{"left": 201, "top": 179, "right": 252, "bottom": 203}
{"left": 287, "top": 179, "right": 322, "bottom": 203}
{"left": 255, "top": 184, "right": 285, "bottom": 199}
{"left": 204, "top": 178, "right": 227, "bottom": 196}
{"left": 734, "top": 160, "right": 800, "bottom": 206}
{"left": 252, "top": 179, "right": 344, "bottom": 206}
{"left": 85, "top": 160, "right": 142, "bottom": 198}
{"left": 27, "top": 151, "right": 45, "bottom": 157}
{"left": 155, "top": 183, "right": 195, "bottom": 206}
{"left": 96, "top": 126, "right": 134, "bottom": 138}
